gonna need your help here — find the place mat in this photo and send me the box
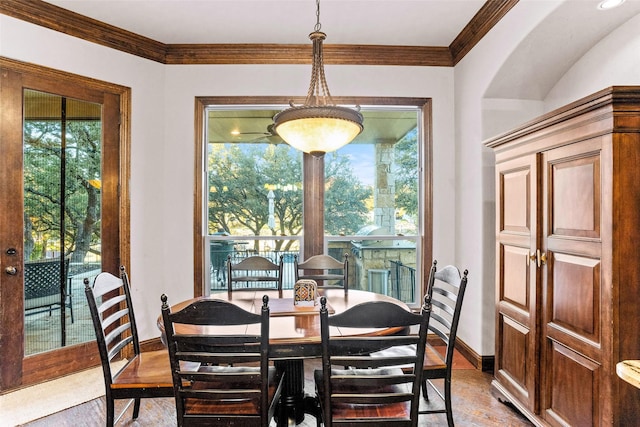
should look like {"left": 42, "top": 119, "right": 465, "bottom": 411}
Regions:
{"left": 262, "top": 298, "right": 334, "bottom": 316}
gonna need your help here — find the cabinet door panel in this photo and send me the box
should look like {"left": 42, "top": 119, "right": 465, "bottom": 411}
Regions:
{"left": 496, "top": 314, "right": 531, "bottom": 399}
{"left": 501, "top": 245, "right": 530, "bottom": 311}
{"left": 541, "top": 139, "right": 603, "bottom": 426}
{"left": 545, "top": 139, "right": 601, "bottom": 241}
{"left": 495, "top": 154, "right": 539, "bottom": 412}
{"left": 547, "top": 253, "right": 601, "bottom": 349}
{"left": 551, "top": 158, "right": 599, "bottom": 238}
{"left": 544, "top": 341, "right": 600, "bottom": 427}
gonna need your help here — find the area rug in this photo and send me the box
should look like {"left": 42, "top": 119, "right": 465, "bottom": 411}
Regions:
{"left": 0, "top": 364, "right": 110, "bottom": 427}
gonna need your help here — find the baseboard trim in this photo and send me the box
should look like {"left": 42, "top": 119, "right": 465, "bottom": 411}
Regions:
{"left": 140, "top": 337, "right": 165, "bottom": 352}
{"left": 427, "top": 334, "right": 494, "bottom": 372}
{"left": 456, "top": 338, "right": 494, "bottom": 372}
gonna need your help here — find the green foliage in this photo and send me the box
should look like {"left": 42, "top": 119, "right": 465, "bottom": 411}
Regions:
{"left": 207, "top": 143, "right": 372, "bottom": 239}
{"left": 324, "top": 153, "right": 371, "bottom": 235}
{"left": 394, "top": 128, "right": 419, "bottom": 221}
{"left": 23, "top": 119, "right": 101, "bottom": 262}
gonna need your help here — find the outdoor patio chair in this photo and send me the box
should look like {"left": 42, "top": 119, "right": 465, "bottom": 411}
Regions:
{"left": 24, "top": 257, "right": 73, "bottom": 322}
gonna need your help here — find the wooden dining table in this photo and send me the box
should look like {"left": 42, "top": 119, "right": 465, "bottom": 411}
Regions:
{"left": 158, "top": 288, "right": 410, "bottom": 426}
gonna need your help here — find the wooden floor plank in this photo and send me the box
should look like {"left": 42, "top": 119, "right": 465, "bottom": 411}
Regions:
{"left": 22, "top": 357, "right": 532, "bottom": 427}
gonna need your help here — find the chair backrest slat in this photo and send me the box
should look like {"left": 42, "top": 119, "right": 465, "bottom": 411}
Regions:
{"left": 97, "top": 294, "right": 127, "bottom": 316}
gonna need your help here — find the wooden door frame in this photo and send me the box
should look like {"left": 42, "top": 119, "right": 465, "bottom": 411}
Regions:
{"left": 0, "top": 56, "right": 131, "bottom": 390}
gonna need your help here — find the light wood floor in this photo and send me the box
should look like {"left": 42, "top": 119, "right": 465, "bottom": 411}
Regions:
{"left": 22, "top": 359, "right": 533, "bottom": 427}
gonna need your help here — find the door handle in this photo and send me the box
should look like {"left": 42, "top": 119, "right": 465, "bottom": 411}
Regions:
{"left": 5, "top": 266, "right": 18, "bottom": 275}
{"left": 536, "top": 249, "right": 547, "bottom": 267}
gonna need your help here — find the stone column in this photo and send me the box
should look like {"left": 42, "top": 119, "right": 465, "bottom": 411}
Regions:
{"left": 374, "top": 140, "right": 395, "bottom": 234}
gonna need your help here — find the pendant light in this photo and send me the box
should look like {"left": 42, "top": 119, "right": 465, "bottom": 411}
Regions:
{"left": 273, "top": 0, "right": 364, "bottom": 156}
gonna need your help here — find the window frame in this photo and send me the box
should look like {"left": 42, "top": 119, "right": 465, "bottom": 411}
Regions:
{"left": 194, "top": 96, "right": 432, "bottom": 305}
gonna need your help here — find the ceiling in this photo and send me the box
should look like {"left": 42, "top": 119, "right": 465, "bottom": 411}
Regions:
{"left": 207, "top": 108, "right": 419, "bottom": 145}
{"left": 33, "top": 0, "right": 494, "bottom": 143}
{"left": 43, "top": 0, "right": 487, "bottom": 47}
{"left": 11, "top": 0, "right": 640, "bottom": 140}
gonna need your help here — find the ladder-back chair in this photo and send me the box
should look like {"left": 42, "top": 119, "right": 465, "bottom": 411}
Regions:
{"left": 161, "top": 294, "right": 285, "bottom": 426}
{"left": 314, "top": 296, "right": 431, "bottom": 427}
{"left": 85, "top": 266, "right": 174, "bottom": 427}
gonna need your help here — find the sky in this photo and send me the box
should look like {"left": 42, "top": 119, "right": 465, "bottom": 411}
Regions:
{"left": 336, "top": 143, "right": 375, "bottom": 187}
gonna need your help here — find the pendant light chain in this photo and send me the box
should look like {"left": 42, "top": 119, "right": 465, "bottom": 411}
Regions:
{"left": 272, "top": 0, "right": 364, "bottom": 155}
{"left": 315, "top": 0, "right": 321, "bottom": 32}
{"left": 306, "top": 0, "right": 332, "bottom": 106}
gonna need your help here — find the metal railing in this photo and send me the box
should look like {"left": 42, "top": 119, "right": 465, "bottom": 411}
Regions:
{"left": 388, "top": 260, "right": 416, "bottom": 302}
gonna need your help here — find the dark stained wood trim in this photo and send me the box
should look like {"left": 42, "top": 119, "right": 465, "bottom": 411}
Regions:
{"left": 194, "top": 96, "right": 432, "bottom": 299}
{"left": 450, "top": 0, "right": 519, "bottom": 65}
{"left": 0, "top": 0, "right": 166, "bottom": 63}
{"left": 193, "top": 98, "right": 206, "bottom": 298}
{"left": 166, "top": 44, "right": 453, "bottom": 66}
{"left": 2, "top": 0, "right": 513, "bottom": 67}
{"left": 0, "top": 56, "right": 131, "bottom": 390}
{"left": 455, "top": 338, "right": 495, "bottom": 372}
{"left": 22, "top": 342, "right": 101, "bottom": 385}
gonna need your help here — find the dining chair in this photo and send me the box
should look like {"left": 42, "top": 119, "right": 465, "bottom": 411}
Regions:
{"left": 84, "top": 266, "right": 174, "bottom": 427}
{"left": 418, "top": 261, "right": 469, "bottom": 427}
{"left": 160, "top": 294, "right": 285, "bottom": 427}
{"left": 371, "top": 260, "right": 469, "bottom": 427}
{"left": 294, "top": 253, "right": 348, "bottom": 293}
{"left": 314, "top": 295, "right": 431, "bottom": 427}
{"left": 227, "top": 254, "right": 284, "bottom": 297}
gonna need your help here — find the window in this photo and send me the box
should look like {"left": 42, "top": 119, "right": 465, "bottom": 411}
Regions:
{"left": 195, "top": 98, "right": 431, "bottom": 306}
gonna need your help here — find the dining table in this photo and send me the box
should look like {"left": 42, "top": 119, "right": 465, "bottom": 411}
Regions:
{"left": 616, "top": 360, "right": 640, "bottom": 389}
{"left": 157, "top": 288, "right": 410, "bottom": 427}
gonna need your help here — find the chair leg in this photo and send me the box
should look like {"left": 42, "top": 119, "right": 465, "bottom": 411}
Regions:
{"left": 132, "top": 398, "right": 141, "bottom": 419}
{"left": 444, "top": 377, "right": 454, "bottom": 427}
{"left": 105, "top": 396, "right": 115, "bottom": 427}
{"left": 422, "top": 378, "right": 430, "bottom": 401}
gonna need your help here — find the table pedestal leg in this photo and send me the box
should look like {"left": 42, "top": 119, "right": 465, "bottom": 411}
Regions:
{"left": 275, "top": 359, "right": 320, "bottom": 426}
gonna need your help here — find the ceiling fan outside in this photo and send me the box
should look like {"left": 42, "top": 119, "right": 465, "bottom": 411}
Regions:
{"left": 234, "top": 123, "right": 283, "bottom": 143}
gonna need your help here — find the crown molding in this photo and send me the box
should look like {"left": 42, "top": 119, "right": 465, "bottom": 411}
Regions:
{"left": 165, "top": 44, "right": 453, "bottom": 66}
{"left": 1, "top": 0, "right": 517, "bottom": 66}
{"left": 450, "top": 0, "right": 519, "bottom": 65}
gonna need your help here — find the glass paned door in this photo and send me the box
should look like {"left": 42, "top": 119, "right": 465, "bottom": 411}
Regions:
{"left": 23, "top": 89, "right": 102, "bottom": 355}
{"left": 0, "top": 58, "right": 127, "bottom": 390}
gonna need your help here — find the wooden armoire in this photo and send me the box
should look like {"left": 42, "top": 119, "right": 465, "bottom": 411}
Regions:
{"left": 485, "top": 87, "right": 640, "bottom": 426}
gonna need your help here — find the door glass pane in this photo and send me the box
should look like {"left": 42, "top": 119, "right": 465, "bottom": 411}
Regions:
{"left": 23, "top": 89, "right": 102, "bottom": 355}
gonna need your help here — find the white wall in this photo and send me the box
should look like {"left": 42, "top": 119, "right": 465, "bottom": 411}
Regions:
{"left": 1, "top": 16, "right": 456, "bottom": 342}
{"left": 455, "top": 0, "right": 640, "bottom": 357}
{"left": 453, "top": 0, "right": 562, "bottom": 355}
{"left": 544, "top": 12, "right": 640, "bottom": 111}
{"left": 9, "top": 0, "right": 636, "bottom": 355}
